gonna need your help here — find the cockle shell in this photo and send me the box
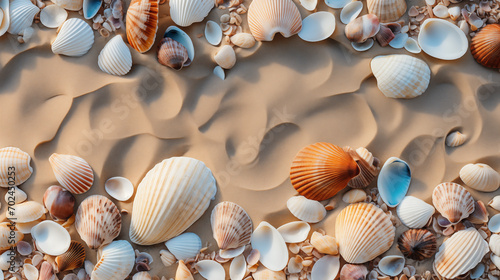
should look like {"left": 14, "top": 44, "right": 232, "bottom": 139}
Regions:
{"left": 126, "top": 0, "right": 159, "bottom": 53}
{"left": 8, "top": 0, "right": 39, "bottom": 35}
{"left": 31, "top": 220, "right": 71, "bottom": 256}
{"left": 345, "top": 14, "right": 380, "bottom": 43}
{"left": 434, "top": 228, "right": 489, "bottom": 279}
{"left": 277, "top": 221, "right": 310, "bottom": 243}
{"left": 446, "top": 131, "right": 467, "bottom": 147}
{"left": 0, "top": 222, "right": 23, "bottom": 251}
{"left": 490, "top": 234, "right": 500, "bottom": 256}
{"left": 194, "top": 260, "right": 225, "bottom": 280}
{"left": 175, "top": 260, "right": 194, "bottom": 280}
{"left": 367, "top": 0, "right": 406, "bottom": 22}
{"left": 130, "top": 157, "right": 217, "bottom": 245}
{"left": 230, "top": 33, "right": 256, "bottom": 48}
{"left": 40, "top": 5, "right": 67, "bottom": 28}
{"left": 7, "top": 201, "right": 46, "bottom": 223}
{"left": 344, "top": 147, "right": 380, "bottom": 189}
{"left": 51, "top": 18, "right": 94, "bottom": 57}
{"left": 371, "top": 54, "right": 431, "bottom": 99}
{"left": 229, "top": 254, "right": 246, "bottom": 280}
{"left": 0, "top": 0, "right": 10, "bottom": 37}
{"left": 205, "top": 20, "right": 222, "bottom": 46}
{"left": 214, "top": 45, "right": 236, "bottom": 69}
{"left": 56, "top": 241, "right": 86, "bottom": 272}
{"left": 0, "top": 147, "right": 33, "bottom": 187}
{"left": 418, "top": 18, "right": 468, "bottom": 60}
{"left": 251, "top": 221, "right": 288, "bottom": 271}
{"left": 92, "top": 240, "right": 135, "bottom": 280}
{"left": 471, "top": 24, "right": 500, "bottom": 68}
{"left": 169, "top": 0, "right": 213, "bottom": 27}
{"left": 165, "top": 232, "right": 202, "bottom": 261}
{"left": 211, "top": 201, "right": 253, "bottom": 250}
{"left": 378, "top": 157, "right": 411, "bottom": 207}
{"left": 396, "top": 196, "right": 435, "bottom": 228}
{"left": 340, "top": 264, "right": 368, "bottom": 280}
{"left": 460, "top": 163, "right": 500, "bottom": 192}
{"left": 53, "top": 0, "right": 83, "bottom": 11}
{"left": 98, "top": 35, "right": 133, "bottom": 76}
{"left": 335, "top": 203, "right": 395, "bottom": 263}
{"left": 248, "top": 0, "right": 302, "bottom": 41}
{"left": 83, "top": 0, "right": 102, "bottom": 19}
{"left": 160, "top": 250, "right": 176, "bottom": 267}
{"left": 49, "top": 153, "right": 94, "bottom": 194}
{"left": 43, "top": 185, "right": 75, "bottom": 220}
{"left": 252, "top": 266, "right": 286, "bottom": 280}
{"left": 398, "top": 229, "right": 436, "bottom": 261}
{"left": 311, "top": 255, "right": 340, "bottom": 280}
{"left": 432, "top": 182, "right": 475, "bottom": 224}
{"left": 310, "top": 231, "right": 338, "bottom": 255}
{"left": 290, "top": 142, "right": 359, "bottom": 201}
{"left": 287, "top": 196, "right": 326, "bottom": 223}
{"left": 157, "top": 38, "right": 190, "bottom": 70}
{"left": 379, "top": 255, "right": 405, "bottom": 276}
{"left": 342, "top": 189, "right": 366, "bottom": 204}
{"left": 75, "top": 195, "right": 122, "bottom": 249}
{"left": 298, "top": 12, "right": 336, "bottom": 43}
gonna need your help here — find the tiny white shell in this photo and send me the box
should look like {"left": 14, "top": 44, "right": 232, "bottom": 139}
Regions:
{"left": 378, "top": 255, "right": 405, "bottom": 276}
{"left": 194, "top": 260, "right": 225, "bottom": 280}
{"left": 229, "top": 254, "right": 246, "bottom": 280}
{"left": 298, "top": 12, "right": 336, "bottom": 42}
{"left": 446, "top": 131, "right": 467, "bottom": 147}
{"left": 432, "top": 4, "right": 449, "bottom": 18}
{"left": 205, "top": 20, "right": 222, "bottom": 46}
{"left": 105, "top": 176, "right": 134, "bottom": 201}
{"left": 165, "top": 232, "right": 202, "bottom": 261}
{"left": 404, "top": 37, "right": 421, "bottom": 53}
{"left": 287, "top": 196, "right": 326, "bottom": 223}
{"left": 31, "top": 220, "right": 71, "bottom": 256}
{"left": 277, "top": 221, "right": 310, "bottom": 243}
{"left": 40, "top": 5, "right": 68, "bottom": 28}
{"left": 4, "top": 186, "right": 27, "bottom": 204}
{"left": 311, "top": 255, "right": 340, "bottom": 280}
{"left": 351, "top": 39, "right": 374, "bottom": 51}
{"left": 340, "top": 1, "right": 363, "bottom": 24}
{"left": 213, "top": 66, "right": 225, "bottom": 80}
{"left": 251, "top": 221, "right": 288, "bottom": 271}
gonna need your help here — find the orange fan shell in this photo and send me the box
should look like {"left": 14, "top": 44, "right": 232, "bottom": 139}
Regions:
{"left": 471, "top": 24, "right": 500, "bottom": 69}
{"left": 126, "top": 0, "right": 159, "bottom": 53}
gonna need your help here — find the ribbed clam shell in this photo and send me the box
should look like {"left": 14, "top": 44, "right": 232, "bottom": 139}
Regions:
{"left": 445, "top": 131, "right": 467, "bottom": 147}
{"left": 252, "top": 266, "right": 286, "bottom": 280}
{"left": 75, "top": 195, "right": 122, "bottom": 249}
{"left": 459, "top": 163, "right": 500, "bottom": 192}
{"left": 53, "top": 0, "right": 83, "bottom": 11}
{"left": 175, "top": 260, "right": 194, "bottom": 280}
{"left": 157, "top": 38, "right": 190, "bottom": 70}
{"left": 51, "top": 18, "right": 94, "bottom": 57}
{"left": 125, "top": 0, "right": 159, "bottom": 53}
{"left": 211, "top": 201, "right": 253, "bottom": 250}
{"left": 160, "top": 250, "right": 176, "bottom": 267}
{"left": 335, "top": 203, "right": 395, "bottom": 263}
{"left": 0, "top": 222, "right": 23, "bottom": 251}
{"left": 248, "top": 0, "right": 302, "bottom": 41}
{"left": 396, "top": 196, "right": 435, "bottom": 228}
{"left": 8, "top": 0, "right": 39, "bottom": 35}
{"left": 432, "top": 182, "right": 475, "bottom": 224}
{"left": 434, "top": 228, "right": 489, "bottom": 279}
{"left": 367, "top": 0, "right": 406, "bottom": 22}
{"left": 92, "top": 240, "right": 135, "bottom": 280}
{"left": 344, "top": 147, "right": 380, "bottom": 189}
{"left": 310, "top": 231, "right": 338, "bottom": 255}
{"left": 170, "top": 0, "right": 214, "bottom": 27}
{"left": 7, "top": 201, "right": 46, "bottom": 223}
{"left": 397, "top": 229, "right": 436, "bottom": 261}
{"left": 129, "top": 157, "right": 217, "bottom": 245}
{"left": 471, "top": 24, "right": 500, "bottom": 68}
{"left": 251, "top": 221, "right": 288, "bottom": 271}
{"left": 371, "top": 54, "right": 431, "bottom": 99}
{"left": 0, "top": 147, "right": 33, "bottom": 187}
{"left": 133, "top": 272, "right": 151, "bottom": 280}
{"left": 344, "top": 14, "right": 380, "bottom": 43}
{"left": 165, "top": 232, "right": 202, "bottom": 261}
{"left": 290, "top": 142, "right": 359, "bottom": 201}
{"left": 49, "top": 153, "right": 94, "bottom": 194}
{"left": 55, "top": 241, "right": 86, "bottom": 272}
{"left": 340, "top": 264, "right": 368, "bottom": 280}
{"left": 98, "top": 35, "right": 132, "bottom": 76}
{"left": 287, "top": 196, "right": 326, "bottom": 223}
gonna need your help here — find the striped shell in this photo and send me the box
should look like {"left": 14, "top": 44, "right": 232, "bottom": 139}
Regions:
{"left": 211, "top": 201, "right": 253, "bottom": 250}
{"left": 397, "top": 229, "right": 437, "bottom": 261}
{"left": 445, "top": 131, "right": 467, "bottom": 147}
{"left": 290, "top": 142, "right": 359, "bottom": 201}
{"left": 459, "top": 163, "right": 500, "bottom": 192}
{"left": 98, "top": 35, "right": 133, "bottom": 76}
{"left": 126, "top": 0, "right": 159, "bottom": 53}
{"left": 0, "top": 147, "right": 33, "bottom": 187}
{"left": 367, "top": 0, "right": 406, "bottom": 22}
{"left": 55, "top": 241, "right": 86, "bottom": 272}
{"left": 396, "top": 196, "right": 435, "bottom": 229}
{"left": 165, "top": 233, "right": 202, "bottom": 261}
{"left": 432, "top": 182, "right": 475, "bottom": 224}
{"left": 248, "top": 0, "right": 302, "bottom": 41}
{"left": 51, "top": 18, "right": 94, "bottom": 57}
{"left": 49, "top": 153, "right": 94, "bottom": 194}
{"left": 471, "top": 24, "right": 500, "bottom": 69}
{"left": 0, "top": 222, "right": 23, "bottom": 251}
{"left": 335, "top": 203, "right": 395, "bottom": 263}
{"left": 157, "top": 38, "right": 190, "bottom": 70}
{"left": 169, "top": 0, "right": 214, "bottom": 27}
{"left": 175, "top": 260, "right": 194, "bottom": 280}
{"left": 8, "top": 0, "right": 39, "bottom": 35}
{"left": 344, "top": 147, "right": 380, "bottom": 189}
{"left": 92, "top": 240, "right": 135, "bottom": 280}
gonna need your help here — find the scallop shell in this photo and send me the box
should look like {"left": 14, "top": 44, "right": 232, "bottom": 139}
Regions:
{"left": 158, "top": 38, "right": 190, "bottom": 70}
{"left": 7, "top": 201, "right": 46, "bottom": 223}
{"left": 248, "top": 0, "right": 302, "bottom": 41}
{"left": 75, "top": 195, "right": 122, "bottom": 249}
{"left": 371, "top": 54, "right": 431, "bottom": 99}
{"left": 339, "top": 264, "right": 368, "bottom": 280}
{"left": 175, "top": 260, "right": 194, "bottom": 280}
{"left": 367, "top": 0, "right": 406, "bottom": 22}
{"left": 298, "top": 12, "right": 336, "bottom": 43}
{"left": 164, "top": 26, "right": 195, "bottom": 63}
{"left": 31, "top": 220, "right": 71, "bottom": 256}
{"left": 98, "top": 35, "right": 133, "bottom": 76}
{"left": 92, "top": 240, "right": 135, "bottom": 280}
{"left": 345, "top": 14, "right": 380, "bottom": 43}
{"left": 51, "top": 18, "right": 94, "bottom": 56}
{"left": 165, "top": 232, "right": 202, "bottom": 261}
{"left": 418, "top": 18, "right": 468, "bottom": 60}
{"left": 396, "top": 196, "right": 435, "bottom": 228}
{"left": 130, "top": 157, "right": 217, "bottom": 245}
{"left": 379, "top": 255, "right": 405, "bottom": 276}
{"left": 40, "top": 5, "right": 68, "bottom": 28}
{"left": 434, "top": 228, "right": 489, "bottom": 279}
{"left": 0, "top": 0, "right": 10, "bottom": 37}
{"left": 214, "top": 45, "right": 236, "bottom": 69}
{"left": 432, "top": 182, "right": 475, "bottom": 224}
{"left": 310, "top": 231, "right": 338, "bottom": 255}
{"left": 290, "top": 142, "right": 359, "bottom": 201}
{"left": 133, "top": 272, "right": 151, "bottom": 280}
{"left": 43, "top": 185, "right": 75, "bottom": 220}
{"left": 205, "top": 20, "right": 222, "bottom": 46}
{"left": 55, "top": 241, "right": 86, "bottom": 272}
{"left": 311, "top": 255, "right": 340, "bottom": 280}
{"left": 287, "top": 196, "right": 327, "bottom": 223}
{"left": 83, "top": 0, "right": 102, "bottom": 19}
{"left": 194, "top": 260, "right": 225, "bottom": 280}
{"left": 39, "top": 261, "right": 54, "bottom": 280}
{"left": 397, "top": 229, "right": 436, "bottom": 261}
{"left": 446, "top": 131, "right": 467, "bottom": 147}
{"left": 126, "top": 0, "right": 159, "bottom": 53}
{"left": 460, "top": 163, "right": 500, "bottom": 192}
{"left": 471, "top": 24, "right": 500, "bottom": 68}
{"left": 252, "top": 266, "right": 286, "bottom": 280}
{"left": 0, "top": 222, "right": 23, "bottom": 251}
{"left": 169, "top": 0, "right": 213, "bottom": 27}
{"left": 277, "top": 221, "right": 310, "bottom": 243}
{"left": 340, "top": 1, "right": 363, "bottom": 24}
{"left": 378, "top": 157, "right": 411, "bottom": 207}
{"left": 490, "top": 234, "right": 500, "bottom": 256}
{"left": 251, "top": 221, "right": 288, "bottom": 271}
{"left": 229, "top": 254, "right": 246, "bottom": 280}
{"left": 344, "top": 147, "right": 380, "bottom": 189}
{"left": 160, "top": 250, "right": 176, "bottom": 267}
{"left": 230, "top": 33, "right": 256, "bottom": 49}
{"left": 53, "top": 0, "right": 83, "bottom": 11}
{"left": 0, "top": 147, "right": 33, "bottom": 187}
{"left": 211, "top": 201, "right": 253, "bottom": 250}
{"left": 49, "top": 153, "right": 94, "bottom": 194}
{"left": 8, "top": 0, "right": 39, "bottom": 35}
{"left": 335, "top": 203, "right": 395, "bottom": 263}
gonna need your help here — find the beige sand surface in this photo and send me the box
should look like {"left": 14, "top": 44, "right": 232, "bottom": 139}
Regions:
{"left": 0, "top": 0, "right": 500, "bottom": 278}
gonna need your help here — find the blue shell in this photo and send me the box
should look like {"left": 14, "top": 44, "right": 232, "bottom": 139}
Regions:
{"left": 83, "top": 0, "right": 102, "bottom": 19}
{"left": 378, "top": 157, "right": 411, "bottom": 207}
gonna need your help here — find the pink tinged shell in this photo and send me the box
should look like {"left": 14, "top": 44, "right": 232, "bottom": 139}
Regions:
{"left": 367, "top": 0, "right": 407, "bottom": 22}
{"left": 49, "top": 153, "right": 94, "bottom": 194}
{"left": 247, "top": 0, "right": 302, "bottom": 41}
{"left": 345, "top": 14, "right": 381, "bottom": 43}
{"left": 0, "top": 147, "right": 33, "bottom": 187}
{"left": 432, "top": 182, "right": 475, "bottom": 224}
{"left": 157, "top": 38, "right": 190, "bottom": 70}
{"left": 211, "top": 201, "right": 253, "bottom": 250}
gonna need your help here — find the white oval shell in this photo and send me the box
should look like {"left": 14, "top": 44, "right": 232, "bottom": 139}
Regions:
{"left": 251, "top": 221, "right": 288, "bottom": 271}
{"left": 165, "top": 232, "right": 202, "bottom": 261}
{"left": 298, "top": 12, "right": 336, "bottom": 42}
{"left": 31, "top": 220, "right": 71, "bottom": 256}
{"left": 105, "top": 176, "right": 134, "bottom": 201}
{"left": 7, "top": 201, "right": 45, "bottom": 223}
{"left": 8, "top": 0, "right": 39, "bottom": 35}
{"left": 98, "top": 35, "right": 133, "bottom": 76}
{"left": 52, "top": 18, "right": 95, "bottom": 57}
{"left": 340, "top": 1, "right": 363, "bottom": 24}
{"left": 229, "top": 254, "right": 246, "bottom": 280}
{"left": 300, "top": 0, "right": 317, "bottom": 10}
{"left": 418, "top": 18, "right": 468, "bottom": 60}
{"left": 489, "top": 234, "right": 500, "bottom": 256}
{"left": 277, "top": 221, "right": 310, "bottom": 243}
{"left": 287, "top": 196, "right": 326, "bottom": 223}
{"left": 404, "top": 37, "right": 421, "bottom": 53}
{"left": 311, "top": 255, "right": 340, "bottom": 280}
{"left": 389, "top": 32, "right": 408, "bottom": 49}
{"left": 40, "top": 5, "right": 67, "bottom": 28}
{"left": 378, "top": 255, "right": 405, "bottom": 276}
{"left": 195, "top": 260, "right": 225, "bottom": 280}
{"left": 0, "top": 147, "right": 33, "bottom": 188}
{"left": 489, "top": 214, "right": 500, "bottom": 233}
{"left": 396, "top": 196, "right": 435, "bottom": 228}
{"left": 205, "top": 20, "right": 222, "bottom": 46}
{"left": 460, "top": 163, "right": 500, "bottom": 192}
{"left": 169, "top": 0, "right": 214, "bottom": 27}
{"left": 92, "top": 240, "right": 135, "bottom": 280}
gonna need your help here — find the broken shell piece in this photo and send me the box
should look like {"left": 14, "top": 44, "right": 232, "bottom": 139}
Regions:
{"left": 448, "top": 6, "right": 461, "bottom": 21}
{"left": 230, "top": 33, "right": 256, "bottom": 48}
{"left": 195, "top": 260, "right": 225, "bottom": 280}
{"left": 375, "top": 24, "right": 395, "bottom": 46}
{"left": 105, "top": 176, "right": 134, "bottom": 201}
{"left": 31, "top": 220, "right": 71, "bottom": 256}
{"left": 287, "top": 196, "right": 327, "bottom": 223}
{"left": 460, "top": 163, "right": 500, "bottom": 192}
{"left": 277, "top": 221, "right": 310, "bottom": 243}
{"left": 351, "top": 39, "right": 374, "bottom": 51}
{"left": 432, "top": 182, "right": 475, "bottom": 224}
{"left": 165, "top": 232, "right": 202, "bottom": 261}
{"left": 40, "top": 5, "right": 67, "bottom": 28}
{"left": 175, "top": 260, "right": 194, "bottom": 280}
{"left": 0, "top": 147, "right": 33, "bottom": 187}
{"left": 214, "top": 45, "right": 236, "bottom": 69}
{"left": 298, "top": 12, "right": 336, "bottom": 42}
{"left": 300, "top": 0, "right": 317, "bottom": 11}
{"left": 205, "top": 20, "right": 222, "bottom": 46}
{"left": 344, "top": 147, "right": 380, "bottom": 189}
{"left": 340, "top": 1, "right": 363, "bottom": 24}
{"left": 247, "top": 0, "right": 302, "bottom": 41}
{"left": 446, "top": 131, "right": 467, "bottom": 147}
{"left": 469, "top": 201, "right": 488, "bottom": 224}
{"left": 311, "top": 255, "right": 340, "bottom": 280}
{"left": 310, "top": 231, "right": 338, "bottom": 255}
{"left": 24, "top": 263, "right": 38, "bottom": 280}
{"left": 342, "top": 189, "right": 366, "bottom": 204}
{"left": 433, "top": 4, "right": 449, "bottom": 18}
{"left": 388, "top": 32, "right": 408, "bottom": 48}
{"left": 83, "top": 0, "right": 102, "bottom": 19}
{"left": 404, "top": 37, "right": 421, "bottom": 53}
{"left": 418, "top": 18, "right": 468, "bottom": 60}
{"left": 251, "top": 221, "right": 288, "bottom": 271}
{"left": 214, "top": 66, "right": 225, "bottom": 80}
{"left": 379, "top": 255, "right": 405, "bottom": 276}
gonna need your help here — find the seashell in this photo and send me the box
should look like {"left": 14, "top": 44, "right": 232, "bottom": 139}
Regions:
{"left": 446, "top": 131, "right": 467, "bottom": 147}
{"left": 371, "top": 55, "right": 431, "bottom": 99}
{"left": 310, "top": 231, "right": 338, "bottom": 255}
{"left": 469, "top": 200, "right": 489, "bottom": 224}
{"left": 378, "top": 255, "right": 405, "bottom": 276}
{"left": 92, "top": 240, "right": 135, "bottom": 280}
{"left": 104, "top": 176, "right": 134, "bottom": 201}
{"left": 98, "top": 35, "right": 133, "bottom": 76}
{"left": 290, "top": 142, "right": 359, "bottom": 201}
{"left": 298, "top": 12, "right": 336, "bottom": 43}
{"left": 16, "top": 240, "right": 32, "bottom": 256}
{"left": 418, "top": 18, "right": 468, "bottom": 60}
{"left": 133, "top": 272, "right": 151, "bottom": 280}
{"left": 205, "top": 20, "right": 222, "bottom": 46}
{"left": 247, "top": 0, "right": 302, "bottom": 41}
{"left": 164, "top": 26, "right": 195, "bottom": 63}
{"left": 490, "top": 234, "right": 500, "bottom": 256}
{"left": 471, "top": 24, "right": 500, "bottom": 68}
{"left": 344, "top": 147, "right": 380, "bottom": 189}
{"left": 471, "top": 263, "right": 485, "bottom": 279}
{"left": 39, "top": 261, "right": 54, "bottom": 280}
{"left": 43, "top": 185, "right": 75, "bottom": 220}
{"left": 211, "top": 201, "right": 252, "bottom": 250}
{"left": 219, "top": 245, "right": 245, "bottom": 259}
{"left": 397, "top": 229, "right": 437, "bottom": 261}
{"left": 352, "top": 39, "right": 374, "bottom": 51}
{"left": 0, "top": 147, "right": 33, "bottom": 187}
{"left": 16, "top": 217, "right": 45, "bottom": 234}
{"left": 490, "top": 196, "right": 500, "bottom": 211}
{"left": 213, "top": 66, "right": 225, "bottom": 80}
{"left": 340, "top": 264, "right": 368, "bottom": 280}
{"left": 311, "top": 255, "right": 340, "bottom": 280}
{"left": 448, "top": 6, "right": 461, "bottom": 20}
{"left": 388, "top": 32, "right": 408, "bottom": 49}
{"left": 489, "top": 214, "right": 500, "bottom": 233}
{"left": 325, "top": 0, "right": 351, "bottom": 9}
{"left": 432, "top": 182, "right": 475, "bottom": 224}
{"left": 125, "top": 0, "right": 159, "bottom": 53}
{"left": 277, "top": 221, "right": 310, "bottom": 243}
{"left": 83, "top": 0, "right": 102, "bottom": 19}
{"left": 230, "top": 33, "right": 256, "bottom": 49}
{"left": 287, "top": 196, "right": 326, "bottom": 223}
{"left": 396, "top": 196, "right": 435, "bottom": 228}
{"left": 0, "top": 222, "right": 23, "bottom": 250}
{"left": 165, "top": 232, "right": 202, "bottom": 261}
{"left": 53, "top": 0, "right": 83, "bottom": 10}
{"left": 342, "top": 189, "right": 366, "bottom": 204}
{"left": 214, "top": 45, "right": 236, "bottom": 70}
{"left": 158, "top": 38, "right": 190, "bottom": 70}
{"left": 55, "top": 241, "right": 86, "bottom": 272}
{"left": 175, "top": 260, "right": 194, "bottom": 280}
{"left": 130, "top": 157, "right": 217, "bottom": 245}
{"left": 434, "top": 228, "right": 489, "bottom": 279}
{"left": 340, "top": 1, "right": 363, "bottom": 24}
{"left": 345, "top": 14, "right": 380, "bottom": 43}
{"left": 404, "top": 37, "right": 421, "bottom": 53}
{"left": 377, "top": 157, "right": 411, "bottom": 207}
{"left": 433, "top": 4, "right": 449, "bottom": 18}
{"left": 24, "top": 263, "right": 38, "bottom": 280}
{"left": 367, "top": 0, "right": 406, "bottom": 22}
{"left": 160, "top": 249, "right": 176, "bottom": 267}
{"left": 492, "top": 254, "right": 500, "bottom": 270}
{"left": 169, "top": 0, "right": 213, "bottom": 27}
{"left": 375, "top": 24, "right": 395, "bottom": 47}
{"left": 40, "top": 5, "right": 67, "bottom": 28}
{"left": 460, "top": 163, "right": 500, "bottom": 192}
{"left": 8, "top": 0, "right": 39, "bottom": 35}
{"left": 31, "top": 220, "right": 71, "bottom": 256}
{"left": 194, "top": 260, "right": 225, "bottom": 279}
{"left": 49, "top": 153, "right": 94, "bottom": 194}
{"left": 229, "top": 254, "right": 246, "bottom": 280}
{"left": 0, "top": 0, "right": 10, "bottom": 36}
{"left": 5, "top": 186, "right": 27, "bottom": 204}
{"left": 252, "top": 266, "right": 286, "bottom": 280}
{"left": 7, "top": 201, "right": 46, "bottom": 223}
{"left": 51, "top": 18, "right": 94, "bottom": 57}
{"left": 300, "top": 0, "right": 317, "bottom": 11}
{"left": 335, "top": 203, "right": 395, "bottom": 263}
{"left": 251, "top": 221, "right": 288, "bottom": 271}
{"left": 75, "top": 195, "right": 122, "bottom": 249}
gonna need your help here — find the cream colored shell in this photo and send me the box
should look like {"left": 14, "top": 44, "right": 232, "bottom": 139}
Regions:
{"left": 460, "top": 163, "right": 500, "bottom": 192}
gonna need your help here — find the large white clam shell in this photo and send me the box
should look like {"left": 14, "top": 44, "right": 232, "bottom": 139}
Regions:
{"left": 311, "top": 255, "right": 340, "bottom": 280}
{"left": 98, "top": 35, "right": 133, "bottom": 76}
{"left": 0, "top": 0, "right": 10, "bottom": 36}
{"left": 165, "top": 232, "right": 202, "bottom": 261}
{"left": 40, "top": 5, "right": 67, "bottom": 28}
{"left": 396, "top": 196, "right": 435, "bottom": 228}
{"left": 205, "top": 20, "right": 222, "bottom": 46}
{"left": 460, "top": 163, "right": 500, "bottom": 192}
{"left": 194, "top": 260, "right": 225, "bottom": 280}
{"left": 92, "top": 240, "right": 135, "bottom": 280}
{"left": 418, "top": 18, "right": 468, "bottom": 60}
{"left": 169, "top": 0, "right": 214, "bottom": 27}
{"left": 130, "top": 157, "right": 217, "bottom": 245}
{"left": 51, "top": 18, "right": 95, "bottom": 57}
{"left": 434, "top": 228, "right": 489, "bottom": 279}
{"left": 8, "top": 0, "right": 39, "bottom": 35}
{"left": 378, "top": 157, "right": 411, "bottom": 207}
{"left": 7, "top": 201, "right": 46, "bottom": 223}
{"left": 378, "top": 255, "right": 405, "bottom": 276}
{"left": 248, "top": 0, "right": 302, "bottom": 41}
{"left": 277, "top": 221, "right": 310, "bottom": 243}
{"left": 432, "top": 182, "right": 474, "bottom": 224}
{"left": 251, "top": 221, "right": 288, "bottom": 271}
{"left": 31, "top": 220, "right": 71, "bottom": 256}
{"left": 104, "top": 176, "right": 134, "bottom": 201}
{"left": 298, "top": 12, "right": 336, "bottom": 43}
{"left": 286, "top": 196, "right": 326, "bottom": 223}
{"left": 0, "top": 147, "right": 33, "bottom": 187}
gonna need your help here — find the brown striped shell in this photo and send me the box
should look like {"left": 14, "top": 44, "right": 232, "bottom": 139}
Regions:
{"left": 471, "top": 24, "right": 500, "bottom": 69}
{"left": 211, "top": 201, "right": 253, "bottom": 250}
{"left": 49, "top": 153, "right": 94, "bottom": 194}
{"left": 397, "top": 229, "right": 437, "bottom": 261}
{"left": 126, "top": 0, "right": 159, "bottom": 53}
{"left": 55, "top": 241, "right": 86, "bottom": 272}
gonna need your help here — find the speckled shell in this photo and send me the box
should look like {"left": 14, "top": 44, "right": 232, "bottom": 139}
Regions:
{"left": 169, "top": 0, "right": 214, "bottom": 27}
{"left": 471, "top": 24, "right": 500, "bottom": 69}
{"left": 126, "top": 0, "right": 159, "bottom": 53}
{"left": 432, "top": 182, "right": 475, "bottom": 224}
{"left": 0, "top": 147, "right": 33, "bottom": 187}
{"left": 459, "top": 163, "right": 500, "bottom": 192}
{"left": 92, "top": 240, "right": 135, "bottom": 280}
{"left": 397, "top": 229, "right": 437, "bottom": 261}
{"left": 49, "top": 153, "right": 94, "bottom": 194}
{"left": 367, "top": 0, "right": 406, "bottom": 22}
{"left": 248, "top": 0, "right": 302, "bottom": 41}
{"left": 211, "top": 201, "right": 253, "bottom": 250}
{"left": 51, "top": 18, "right": 94, "bottom": 57}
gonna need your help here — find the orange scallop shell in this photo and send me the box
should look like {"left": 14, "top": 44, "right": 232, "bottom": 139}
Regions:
{"left": 55, "top": 241, "right": 86, "bottom": 272}
{"left": 290, "top": 142, "right": 359, "bottom": 201}
{"left": 126, "top": 0, "right": 159, "bottom": 53}
{"left": 471, "top": 24, "right": 500, "bottom": 69}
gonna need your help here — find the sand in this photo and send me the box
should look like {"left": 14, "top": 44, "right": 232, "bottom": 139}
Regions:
{"left": 0, "top": 0, "right": 500, "bottom": 278}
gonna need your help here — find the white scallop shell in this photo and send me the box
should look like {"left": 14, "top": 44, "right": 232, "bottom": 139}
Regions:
{"left": 300, "top": 0, "right": 317, "bottom": 10}
{"left": 298, "top": 12, "right": 336, "bottom": 42}
{"left": 418, "top": 18, "right": 468, "bottom": 60}
{"left": 0, "top": 147, "right": 33, "bottom": 187}
{"left": 40, "top": 5, "right": 68, "bottom": 28}
{"left": 169, "top": 0, "right": 214, "bottom": 27}
{"left": 396, "top": 196, "right": 435, "bottom": 228}
{"left": 378, "top": 255, "right": 405, "bottom": 276}
{"left": 8, "top": 0, "right": 39, "bottom": 35}
{"left": 277, "top": 221, "right": 310, "bottom": 243}
{"left": 194, "top": 260, "right": 225, "bottom": 280}
{"left": 229, "top": 254, "right": 246, "bottom": 280}
{"left": 92, "top": 240, "right": 135, "bottom": 280}
{"left": 52, "top": 18, "right": 95, "bottom": 57}
{"left": 98, "top": 35, "right": 133, "bottom": 76}
{"left": 104, "top": 176, "right": 134, "bottom": 201}
{"left": 7, "top": 201, "right": 46, "bottom": 223}
{"left": 165, "top": 232, "right": 202, "bottom": 261}
{"left": 247, "top": 0, "right": 302, "bottom": 41}
{"left": 205, "top": 20, "right": 222, "bottom": 46}
{"left": 460, "top": 163, "right": 500, "bottom": 192}
{"left": 446, "top": 131, "right": 467, "bottom": 147}
{"left": 489, "top": 234, "right": 500, "bottom": 256}
{"left": 311, "top": 255, "right": 340, "bottom": 280}
{"left": 31, "top": 221, "right": 71, "bottom": 256}
{"left": 340, "top": 1, "right": 363, "bottom": 24}
{"left": 286, "top": 196, "right": 326, "bottom": 223}
{"left": 251, "top": 221, "right": 288, "bottom": 271}
{"left": 0, "top": 0, "right": 10, "bottom": 36}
